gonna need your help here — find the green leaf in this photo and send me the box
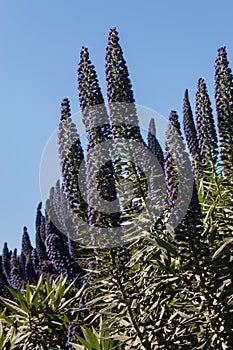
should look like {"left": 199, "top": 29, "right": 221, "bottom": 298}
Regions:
{"left": 212, "top": 238, "right": 233, "bottom": 259}
{"left": 81, "top": 326, "right": 100, "bottom": 350}
{"left": 146, "top": 236, "right": 179, "bottom": 257}
{"left": 0, "top": 297, "right": 28, "bottom": 317}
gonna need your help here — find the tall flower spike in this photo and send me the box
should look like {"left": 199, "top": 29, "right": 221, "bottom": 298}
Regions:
{"left": 78, "top": 47, "right": 105, "bottom": 109}
{"left": 164, "top": 111, "right": 207, "bottom": 264}
{"left": 106, "top": 27, "right": 135, "bottom": 104}
{"left": 9, "top": 249, "right": 24, "bottom": 290}
{"left": 78, "top": 46, "right": 110, "bottom": 146}
{"left": 58, "top": 98, "right": 82, "bottom": 163}
{"left": 0, "top": 260, "right": 12, "bottom": 299}
{"left": 105, "top": 27, "right": 164, "bottom": 233}
{"left": 35, "top": 223, "right": 48, "bottom": 263}
{"left": 164, "top": 111, "right": 193, "bottom": 229}
{"left": 35, "top": 202, "right": 43, "bottom": 231}
{"left": 21, "top": 226, "right": 33, "bottom": 257}
{"left": 164, "top": 111, "right": 181, "bottom": 210}
{"left": 195, "top": 77, "right": 218, "bottom": 170}
{"left": 214, "top": 46, "right": 233, "bottom": 175}
{"left": 2, "top": 242, "right": 11, "bottom": 279}
{"left": 147, "top": 118, "right": 164, "bottom": 168}
{"left": 105, "top": 27, "right": 141, "bottom": 140}
{"left": 35, "top": 202, "right": 46, "bottom": 242}
{"left": 78, "top": 45, "right": 120, "bottom": 239}
{"left": 58, "top": 98, "right": 88, "bottom": 227}
{"left": 105, "top": 27, "right": 144, "bottom": 189}
{"left": 183, "top": 89, "right": 201, "bottom": 172}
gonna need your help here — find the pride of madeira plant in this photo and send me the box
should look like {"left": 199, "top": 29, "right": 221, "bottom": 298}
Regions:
{"left": 0, "top": 28, "right": 233, "bottom": 349}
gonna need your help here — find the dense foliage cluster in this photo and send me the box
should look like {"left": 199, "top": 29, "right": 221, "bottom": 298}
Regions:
{"left": 0, "top": 28, "right": 233, "bottom": 349}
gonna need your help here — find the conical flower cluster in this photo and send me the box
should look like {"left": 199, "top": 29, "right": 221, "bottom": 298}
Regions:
{"left": 147, "top": 118, "right": 164, "bottom": 169}
{"left": 195, "top": 78, "right": 218, "bottom": 169}
{"left": 183, "top": 89, "right": 201, "bottom": 173}
{"left": 214, "top": 46, "right": 233, "bottom": 175}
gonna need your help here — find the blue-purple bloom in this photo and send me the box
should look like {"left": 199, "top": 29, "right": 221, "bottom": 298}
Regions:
{"left": 195, "top": 77, "right": 218, "bottom": 169}
{"left": 214, "top": 46, "right": 233, "bottom": 174}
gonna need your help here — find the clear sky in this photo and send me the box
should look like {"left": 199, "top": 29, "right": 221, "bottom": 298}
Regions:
{"left": 1, "top": 0, "right": 233, "bottom": 251}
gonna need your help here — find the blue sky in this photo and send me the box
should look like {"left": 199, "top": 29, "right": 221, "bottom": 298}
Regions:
{"left": 1, "top": 0, "right": 233, "bottom": 251}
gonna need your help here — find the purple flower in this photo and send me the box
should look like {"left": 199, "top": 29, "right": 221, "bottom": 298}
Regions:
{"left": 195, "top": 77, "right": 218, "bottom": 169}
{"left": 182, "top": 89, "right": 200, "bottom": 170}
{"left": 214, "top": 46, "right": 233, "bottom": 174}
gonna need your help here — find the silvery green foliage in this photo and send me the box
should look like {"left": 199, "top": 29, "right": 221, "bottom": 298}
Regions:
{"left": 0, "top": 276, "right": 83, "bottom": 349}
